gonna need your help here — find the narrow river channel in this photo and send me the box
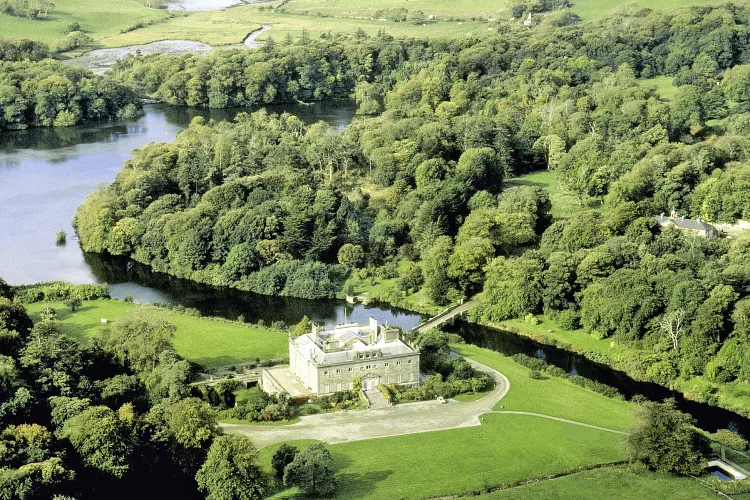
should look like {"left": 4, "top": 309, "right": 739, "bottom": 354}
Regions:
{"left": 1, "top": 102, "right": 749, "bottom": 436}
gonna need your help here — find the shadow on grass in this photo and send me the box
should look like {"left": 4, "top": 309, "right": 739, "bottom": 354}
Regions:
{"left": 193, "top": 355, "right": 250, "bottom": 369}
{"left": 505, "top": 178, "right": 548, "bottom": 188}
{"left": 334, "top": 453, "right": 395, "bottom": 499}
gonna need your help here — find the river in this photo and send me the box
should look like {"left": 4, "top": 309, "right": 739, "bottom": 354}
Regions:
{"left": 1, "top": 102, "right": 749, "bottom": 435}
{"left": 0, "top": 101, "right": 425, "bottom": 331}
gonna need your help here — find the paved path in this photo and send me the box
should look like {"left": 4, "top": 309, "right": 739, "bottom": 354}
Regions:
{"left": 221, "top": 355, "right": 510, "bottom": 448}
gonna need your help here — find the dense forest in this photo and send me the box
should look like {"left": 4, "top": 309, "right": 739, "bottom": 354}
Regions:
{"left": 0, "top": 54, "right": 140, "bottom": 130}
{"left": 0, "top": 280, "right": 228, "bottom": 498}
{"left": 0, "top": 280, "right": 342, "bottom": 499}
{"left": 70, "top": 2, "right": 750, "bottom": 416}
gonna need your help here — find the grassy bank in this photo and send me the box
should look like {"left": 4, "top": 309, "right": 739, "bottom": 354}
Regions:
{"left": 480, "top": 313, "right": 750, "bottom": 421}
{"left": 453, "top": 343, "right": 637, "bottom": 431}
{"left": 25, "top": 299, "right": 288, "bottom": 368}
{"left": 472, "top": 464, "right": 716, "bottom": 499}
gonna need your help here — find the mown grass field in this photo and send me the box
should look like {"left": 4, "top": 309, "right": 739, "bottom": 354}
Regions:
{"left": 25, "top": 299, "right": 288, "bottom": 368}
{"left": 638, "top": 76, "right": 678, "bottom": 102}
{"left": 0, "top": 0, "right": 169, "bottom": 45}
{"left": 473, "top": 465, "right": 716, "bottom": 499}
{"left": 492, "top": 314, "right": 613, "bottom": 356}
{"left": 454, "top": 343, "right": 638, "bottom": 431}
{"left": 259, "top": 413, "right": 627, "bottom": 499}
{"left": 506, "top": 170, "right": 591, "bottom": 220}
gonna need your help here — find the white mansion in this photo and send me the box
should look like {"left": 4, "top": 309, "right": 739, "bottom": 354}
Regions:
{"left": 263, "top": 317, "right": 420, "bottom": 395}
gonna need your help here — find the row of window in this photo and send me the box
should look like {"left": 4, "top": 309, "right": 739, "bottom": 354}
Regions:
{"left": 323, "top": 381, "right": 355, "bottom": 393}
{"left": 322, "top": 358, "right": 413, "bottom": 376}
{"left": 321, "top": 373, "right": 416, "bottom": 392}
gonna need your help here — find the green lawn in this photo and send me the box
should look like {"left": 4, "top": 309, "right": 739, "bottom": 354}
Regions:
{"left": 0, "top": 0, "right": 169, "bottom": 45}
{"left": 260, "top": 414, "right": 626, "bottom": 499}
{"left": 493, "top": 315, "right": 613, "bottom": 356}
{"left": 453, "top": 343, "right": 638, "bottom": 432}
{"left": 505, "top": 170, "right": 594, "bottom": 220}
{"left": 250, "top": 334, "right": 641, "bottom": 498}
{"left": 25, "top": 299, "right": 288, "bottom": 368}
{"left": 473, "top": 465, "right": 716, "bottom": 499}
{"left": 638, "top": 76, "right": 678, "bottom": 102}
{"left": 342, "top": 259, "right": 442, "bottom": 316}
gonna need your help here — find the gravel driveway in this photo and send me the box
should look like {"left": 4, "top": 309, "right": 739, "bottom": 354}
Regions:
{"left": 220, "top": 355, "right": 510, "bottom": 448}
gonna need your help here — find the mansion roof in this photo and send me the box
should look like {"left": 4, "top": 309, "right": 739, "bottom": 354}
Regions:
{"left": 292, "top": 318, "right": 416, "bottom": 366}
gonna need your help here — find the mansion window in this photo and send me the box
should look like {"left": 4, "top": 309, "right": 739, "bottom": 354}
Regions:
{"left": 396, "top": 361, "right": 401, "bottom": 366}
{"left": 384, "top": 362, "right": 390, "bottom": 367}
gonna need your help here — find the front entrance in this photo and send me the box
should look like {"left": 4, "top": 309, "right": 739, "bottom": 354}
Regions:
{"left": 363, "top": 374, "right": 379, "bottom": 390}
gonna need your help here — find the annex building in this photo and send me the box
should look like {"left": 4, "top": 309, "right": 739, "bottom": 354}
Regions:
{"left": 262, "top": 317, "right": 420, "bottom": 396}
{"left": 653, "top": 209, "right": 718, "bottom": 238}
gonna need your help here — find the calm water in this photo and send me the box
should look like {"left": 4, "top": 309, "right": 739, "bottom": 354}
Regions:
{"left": 0, "top": 100, "right": 422, "bottom": 330}
{"left": 2, "top": 101, "right": 749, "bottom": 433}
{"left": 449, "top": 320, "right": 750, "bottom": 436}
{"left": 0, "top": 101, "right": 356, "bottom": 287}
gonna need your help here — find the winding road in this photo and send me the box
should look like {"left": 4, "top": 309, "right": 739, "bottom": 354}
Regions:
{"left": 220, "top": 354, "right": 624, "bottom": 448}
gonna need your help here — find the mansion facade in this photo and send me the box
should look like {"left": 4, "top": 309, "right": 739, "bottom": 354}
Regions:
{"left": 263, "top": 317, "right": 420, "bottom": 396}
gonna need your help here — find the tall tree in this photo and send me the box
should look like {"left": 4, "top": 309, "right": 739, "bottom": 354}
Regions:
{"left": 195, "top": 435, "right": 266, "bottom": 500}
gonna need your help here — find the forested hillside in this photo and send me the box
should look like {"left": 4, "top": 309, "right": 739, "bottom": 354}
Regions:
{"left": 75, "top": 4, "right": 750, "bottom": 412}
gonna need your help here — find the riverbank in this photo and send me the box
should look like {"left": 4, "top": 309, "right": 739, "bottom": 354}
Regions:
{"left": 478, "top": 314, "right": 750, "bottom": 421}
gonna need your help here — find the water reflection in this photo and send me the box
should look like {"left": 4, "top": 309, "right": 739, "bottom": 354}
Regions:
{"left": 85, "top": 253, "right": 424, "bottom": 332}
{"left": 0, "top": 102, "right": 356, "bottom": 286}
{"left": 449, "top": 320, "right": 750, "bottom": 435}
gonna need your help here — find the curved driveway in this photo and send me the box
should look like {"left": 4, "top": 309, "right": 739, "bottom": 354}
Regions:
{"left": 221, "top": 355, "right": 510, "bottom": 448}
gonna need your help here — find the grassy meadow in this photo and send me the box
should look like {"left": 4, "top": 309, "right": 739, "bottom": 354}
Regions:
{"left": 0, "top": 0, "right": 169, "bottom": 45}
{"left": 4, "top": 0, "right": 742, "bottom": 53}
{"left": 638, "top": 76, "right": 679, "bottom": 102}
{"left": 505, "top": 170, "right": 595, "bottom": 220}
{"left": 99, "top": 7, "right": 492, "bottom": 47}
{"left": 24, "top": 299, "right": 288, "bottom": 368}
{"left": 279, "top": 0, "right": 508, "bottom": 19}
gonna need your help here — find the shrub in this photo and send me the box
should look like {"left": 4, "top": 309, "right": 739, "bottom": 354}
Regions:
{"left": 713, "top": 429, "right": 748, "bottom": 451}
{"left": 55, "top": 230, "right": 67, "bottom": 246}
{"left": 529, "top": 370, "right": 543, "bottom": 379}
{"left": 557, "top": 308, "right": 580, "bottom": 330}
